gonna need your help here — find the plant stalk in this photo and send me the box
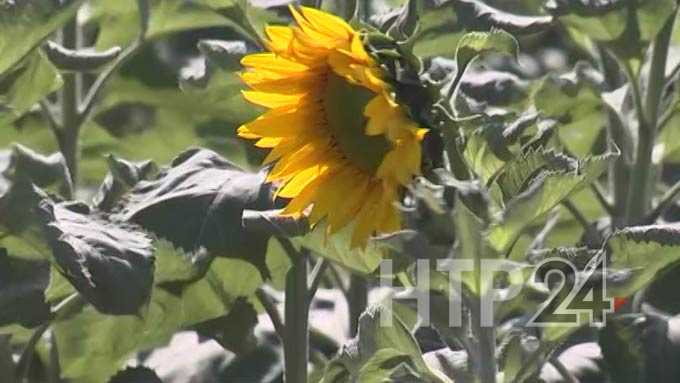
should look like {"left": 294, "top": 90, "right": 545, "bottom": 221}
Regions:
{"left": 348, "top": 274, "right": 368, "bottom": 337}
{"left": 60, "top": 17, "right": 81, "bottom": 185}
{"left": 625, "top": 17, "right": 675, "bottom": 224}
{"left": 477, "top": 325, "right": 497, "bottom": 383}
{"left": 284, "top": 249, "right": 309, "bottom": 383}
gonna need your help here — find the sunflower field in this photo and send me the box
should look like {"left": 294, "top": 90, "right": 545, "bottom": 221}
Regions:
{"left": 5, "top": 0, "right": 680, "bottom": 382}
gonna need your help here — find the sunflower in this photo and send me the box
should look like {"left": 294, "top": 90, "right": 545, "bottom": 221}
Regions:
{"left": 238, "top": 6, "right": 427, "bottom": 247}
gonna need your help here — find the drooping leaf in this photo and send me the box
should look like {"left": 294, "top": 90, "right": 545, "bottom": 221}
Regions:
{"left": 38, "top": 199, "right": 155, "bottom": 315}
{"left": 112, "top": 148, "right": 273, "bottom": 277}
{"left": 0, "top": 0, "right": 84, "bottom": 75}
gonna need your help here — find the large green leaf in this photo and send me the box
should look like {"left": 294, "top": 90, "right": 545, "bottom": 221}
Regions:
{"left": 89, "top": 0, "right": 282, "bottom": 49}
{"left": 488, "top": 150, "right": 616, "bottom": 253}
{"left": 532, "top": 62, "right": 607, "bottom": 157}
{"left": 607, "top": 224, "right": 680, "bottom": 298}
{"left": 0, "top": 0, "right": 84, "bottom": 75}
{"left": 112, "top": 148, "right": 273, "bottom": 277}
{"left": 38, "top": 199, "right": 156, "bottom": 315}
{"left": 0, "top": 52, "right": 62, "bottom": 127}
{"left": 53, "top": 247, "right": 262, "bottom": 382}
{"left": 547, "top": 0, "right": 676, "bottom": 60}
{"left": 321, "top": 305, "right": 451, "bottom": 383}
{"left": 293, "top": 222, "right": 384, "bottom": 275}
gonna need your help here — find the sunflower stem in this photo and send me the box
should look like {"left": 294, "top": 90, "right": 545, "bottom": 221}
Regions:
{"left": 348, "top": 274, "right": 368, "bottom": 337}
{"left": 59, "top": 17, "right": 81, "bottom": 186}
{"left": 625, "top": 16, "right": 675, "bottom": 224}
{"left": 284, "top": 248, "right": 309, "bottom": 383}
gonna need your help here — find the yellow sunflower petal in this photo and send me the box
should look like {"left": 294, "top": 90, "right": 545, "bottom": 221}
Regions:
{"left": 265, "top": 25, "right": 294, "bottom": 54}
{"left": 299, "top": 6, "right": 353, "bottom": 40}
{"left": 238, "top": 6, "right": 424, "bottom": 248}
{"left": 241, "top": 53, "right": 310, "bottom": 73}
{"left": 350, "top": 183, "right": 384, "bottom": 247}
{"left": 242, "top": 90, "right": 308, "bottom": 108}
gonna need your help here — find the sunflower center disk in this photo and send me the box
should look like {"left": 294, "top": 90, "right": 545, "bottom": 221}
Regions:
{"left": 323, "top": 72, "right": 391, "bottom": 173}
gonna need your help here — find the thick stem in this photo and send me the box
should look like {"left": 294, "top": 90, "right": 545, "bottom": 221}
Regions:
{"left": 477, "top": 325, "right": 497, "bottom": 383}
{"left": 348, "top": 274, "right": 368, "bottom": 337}
{"left": 470, "top": 296, "right": 497, "bottom": 383}
{"left": 625, "top": 18, "right": 675, "bottom": 224}
{"left": 0, "top": 335, "right": 16, "bottom": 383}
{"left": 60, "top": 18, "right": 81, "bottom": 185}
{"left": 284, "top": 249, "right": 309, "bottom": 383}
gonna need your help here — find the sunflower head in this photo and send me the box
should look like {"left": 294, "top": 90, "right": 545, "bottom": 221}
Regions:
{"left": 238, "top": 6, "right": 427, "bottom": 248}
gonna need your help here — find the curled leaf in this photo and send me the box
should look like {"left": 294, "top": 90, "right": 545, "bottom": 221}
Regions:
{"left": 39, "top": 199, "right": 155, "bottom": 315}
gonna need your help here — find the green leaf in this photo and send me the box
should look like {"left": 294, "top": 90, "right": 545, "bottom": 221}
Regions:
{"left": 412, "top": 5, "right": 464, "bottom": 58}
{"left": 2, "top": 144, "right": 72, "bottom": 196}
{"left": 599, "top": 315, "right": 646, "bottom": 383}
{"left": 54, "top": 252, "right": 262, "bottom": 382}
{"left": 448, "top": 0, "right": 554, "bottom": 35}
{"left": 0, "top": 179, "right": 51, "bottom": 258}
{"left": 355, "top": 348, "right": 420, "bottom": 382}
{"left": 462, "top": 120, "right": 512, "bottom": 185}
{"left": 547, "top": 0, "right": 677, "bottom": 60}
{"left": 0, "top": 51, "right": 62, "bottom": 126}
{"left": 92, "top": 154, "right": 158, "bottom": 211}
{"left": 488, "top": 150, "right": 616, "bottom": 253}
{"left": 321, "top": 305, "right": 451, "bottom": 383}
{"left": 607, "top": 224, "right": 680, "bottom": 298}
{"left": 455, "top": 29, "right": 519, "bottom": 81}
{"left": 599, "top": 313, "right": 680, "bottom": 382}
{"left": 90, "top": 0, "right": 236, "bottom": 48}
{"left": 496, "top": 149, "right": 576, "bottom": 203}
{"left": 193, "top": 298, "right": 258, "bottom": 354}
{"left": 38, "top": 199, "right": 155, "bottom": 315}
{"left": 0, "top": 248, "right": 50, "bottom": 328}
{"left": 112, "top": 148, "right": 273, "bottom": 278}
{"left": 532, "top": 62, "right": 607, "bottom": 156}
{"left": 453, "top": 194, "right": 497, "bottom": 296}
{"left": 0, "top": 0, "right": 84, "bottom": 75}
{"left": 293, "top": 222, "right": 384, "bottom": 275}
